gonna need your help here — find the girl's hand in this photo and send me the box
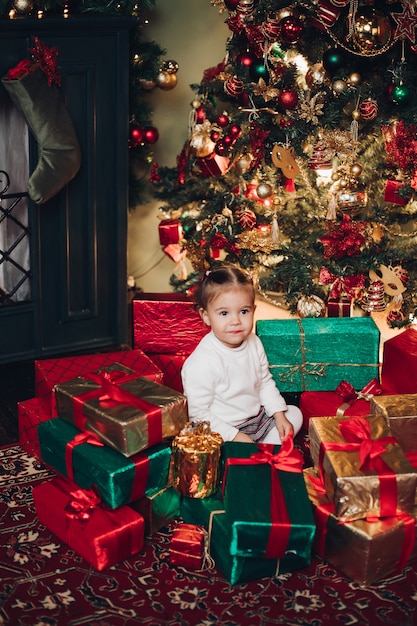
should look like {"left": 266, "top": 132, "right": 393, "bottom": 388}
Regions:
{"left": 273, "top": 411, "right": 294, "bottom": 441}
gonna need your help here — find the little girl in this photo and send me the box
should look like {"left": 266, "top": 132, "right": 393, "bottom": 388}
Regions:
{"left": 181, "top": 265, "right": 303, "bottom": 444}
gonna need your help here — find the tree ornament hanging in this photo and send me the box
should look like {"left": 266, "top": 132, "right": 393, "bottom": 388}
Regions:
{"left": 224, "top": 75, "right": 245, "bottom": 97}
{"left": 360, "top": 280, "right": 386, "bottom": 312}
{"left": 391, "top": 82, "right": 411, "bottom": 105}
{"left": 256, "top": 182, "right": 274, "bottom": 199}
{"left": 277, "top": 89, "right": 299, "bottom": 110}
{"left": 296, "top": 294, "right": 326, "bottom": 318}
{"left": 236, "top": 0, "right": 255, "bottom": 19}
{"left": 305, "top": 63, "right": 329, "bottom": 89}
{"left": 322, "top": 48, "right": 345, "bottom": 73}
{"left": 359, "top": 98, "right": 378, "bottom": 121}
{"left": 156, "top": 71, "right": 177, "bottom": 90}
{"left": 279, "top": 16, "right": 304, "bottom": 44}
{"left": 12, "top": 0, "right": 34, "bottom": 14}
{"left": 143, "top": 126, "right": 159, "bottom": 144}
{"left": 235, "top": 208, "right": 257, "bottom": 229}
{"left": 348, "top": 4, "right": 392, "bottom": 52}
{"left": 261, "top": 17, "right": 281, "bottom": 40}
{"left": 391, "top": 3, "right": 417, "bottom": 44}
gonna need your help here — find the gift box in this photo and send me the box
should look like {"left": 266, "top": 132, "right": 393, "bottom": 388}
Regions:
{"left": 35, "top": 349, "right": 162, "bottom": 416}
{"left": 326, "top": 296, "right": 352, "bottom": 317}
{"left": 38, "top": 417, "right": 172, "bottom": 509}
{"left": 197, "top": 153, "right": 230, "bottom": 177}
{"left": 170, "top": 421, "right": 223, "bottom": 498}
{"left": 33, "top": 476, "right": 145, "bottom": 571}
{"left": 299, "top": 378, "right": 384, "bottom": 430}
{"left": 54, "top": 365, "right": 188, "bottom": 457}
{"left": 384, "top": 180, "right": 412, "bottom": 206}
{"left": 18, "top": 397, "right": 50, "bottom": 459}
{"left": 381, "top": 328, "right": 417, "bottom": 394}
{"left": 131, "top": 486, "right": 181, "bottom": 536}
{"left": 308, "top": 414, "right": 417, "bottom": 521}
{"left": 147, "top": 354, "right": 187, "bottom": 393}
{"left": 169, "top": 522, "right": 209, "bottom": 570}
{"left": 304, "top": 468, "right": 417, "bottom": 586}
{"left": 181, "top": 492, "right": 309, "bottom": 585}
{"left": 256, "top": 317, "right": 380, "bottom": 393}
{"left": 158, "top": 219, "right": 183, "bottom": 246}
{"left": 221, "top": 440, "right": 315, "bottom": 562}
{"left": 370, "top": 394, "right": 417, "bottom": 454}
{"left": 132, "top": 293, "right": 209, "bottom": 355}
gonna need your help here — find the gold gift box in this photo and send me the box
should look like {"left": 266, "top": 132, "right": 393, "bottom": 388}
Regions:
{"left": 304, "top": 468, "right": 417, "bottom": 586}
{"left": 370, "top": 394, "right": 417, "bottom": 453}
{"left": 309, "top": 414, "right": 417, "bottom": 521}
{"left": 54, "top": 365, "right": 188, "bottom": 457}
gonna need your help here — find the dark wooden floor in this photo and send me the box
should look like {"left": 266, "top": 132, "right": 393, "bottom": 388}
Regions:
{"left": 0, "top": 360, "right": 35, "bottom": 446}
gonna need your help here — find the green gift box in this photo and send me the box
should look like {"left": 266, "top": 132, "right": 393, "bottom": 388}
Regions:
{"left": 132, "top": 486, "right": 181, "bottom": 536}
{"left": 54, "top": 364, "right": 188, "bottom": 457}
{"left": 256, "top": 317, "right": 380, "bottom": 392}
{"left": 38, "top": 417, "right": 172, "bottom": 509}
{"left": 221, "top": 442, "right": 315, "bottom": 562}
{"left": 181, "top": 491, "right": 310, "bottom": 585}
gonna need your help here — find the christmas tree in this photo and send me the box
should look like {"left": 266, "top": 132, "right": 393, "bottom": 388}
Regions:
{"left": 152, "top": 0, "right": 417, "bottom": 327}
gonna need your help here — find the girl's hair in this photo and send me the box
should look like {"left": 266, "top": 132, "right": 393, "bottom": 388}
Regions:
{"left": 194, "top": 265, "right": 255, "bottom": 310}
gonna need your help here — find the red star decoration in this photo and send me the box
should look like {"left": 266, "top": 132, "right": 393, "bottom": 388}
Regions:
{"left": 29, "top": 36, "right": 61, "bottom": 86}
{"left": 392, "top": 3, "right": 417, "bottom": 44}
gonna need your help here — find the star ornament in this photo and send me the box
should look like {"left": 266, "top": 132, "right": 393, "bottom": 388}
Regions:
{"left": 392, "top": 3, "right": 417, "bottom": 44}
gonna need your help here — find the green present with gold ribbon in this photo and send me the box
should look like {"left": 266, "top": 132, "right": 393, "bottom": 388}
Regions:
{"left": 38, "top": 417, "right": 172, "bottom": 509}
{"left": 221, "top": 440, "right": 315, "bottom": 562}
{"left": 256, "top": 317, "right": 380, "bottom": 393}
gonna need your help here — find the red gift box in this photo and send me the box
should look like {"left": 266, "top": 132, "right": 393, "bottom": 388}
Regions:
{"left": 35, "top": 349, "right": 163, "bottom": 416}
{"left": 33, "top": 476, "right": 145, "bottom": 571}
{"left": 381, "top": 328, "right": 417, "bottom": 393}
{"left": 158, "top": 219, "right": 183, "bottom": 246}
{"left": 299, "top": 378, "right": 384, "bottom": 430}
{"left": 197, "top": 153, "right": 230, "bottom": 177}
{"left": 327, "top": 297, "right": 352, "bottom": 317}
{"left": 169, "top": 522, "right": 208, "bottom": 570}
{"left": 18, "top": 397, "right": 50, "bottom": 459}
{"left": 147, "top": 354, "right": 187, "bottom": 392}
{"left": 384, "top": 180, "right": 411, "bottom": 206}
{"left": 132, "top": 293, "right": 209, "bottom": 355}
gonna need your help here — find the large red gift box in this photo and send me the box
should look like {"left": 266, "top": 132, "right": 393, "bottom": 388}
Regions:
{"left": 381, "top": 328, "right": 417, "bottom": 393}
{"left": 33, "top": 476, "right": 145, "bottom": 571}
{"left": 299, "top": 378, "right": 385, "bottom": 430}
{"left": 35, "top": 349, "right": 162, "bottom": 416}
{"left": 132, "top": 293, "right": 208, "bottom": 355}
{"left": 18, "top": 397, "right": 50, "bottom": 459}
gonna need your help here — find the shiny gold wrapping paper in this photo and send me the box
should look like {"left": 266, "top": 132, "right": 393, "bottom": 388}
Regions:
{"left": 304, "top": 468, "right": 417, "bottom": 586}
{"left": 55, "top": 368, "right": 188, "bottom": 457}
{"left": 308, "top": 415, "right": 417, "bottom": 521}
{"left": 171, "top": 421, "right": 223, "bottom": 498}
{"left": 370, "top": 394, "right": 417, "bottom": 453}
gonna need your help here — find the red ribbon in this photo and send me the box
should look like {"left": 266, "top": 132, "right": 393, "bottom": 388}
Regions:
{"left": 65, "top": 431, "right": 104, "bottom": 482}
{"left": 318, "top": 417, "right": 398, "bottom": 518}
{"left": 71, "top": 368, "right": 163, "bottom": 450}
{"left": 334, "top": 379, "right": 383, "bottom": 416}
{"left": 65, "top": 485, "right": 101, "bottom": 523}
{"left": 222, "top": 436, "right": 303, "bottom": 558}
{"left": 6, "top": 59, "right": 33, "bottom": 80}
{"left": 319, "top": 267, "right": 366, "bottom": 299}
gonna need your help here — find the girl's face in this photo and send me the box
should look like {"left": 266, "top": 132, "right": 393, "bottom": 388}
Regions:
{"left": 200, "top": 286, "right": 255, "bottom": 348}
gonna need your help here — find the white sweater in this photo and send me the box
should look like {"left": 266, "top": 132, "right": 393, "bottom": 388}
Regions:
{"left": 181, "top": 331, "right": 288, "bottom": 442}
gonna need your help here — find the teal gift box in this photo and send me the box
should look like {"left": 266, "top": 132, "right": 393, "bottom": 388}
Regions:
{"left": 38, "top": 417, "right": 172, "bottom": 509}
{"left": 256, "top": 317, "right": 380, "bottom": 393}
{"left": 221, "top": 442, "right": 315, "bottom": 562}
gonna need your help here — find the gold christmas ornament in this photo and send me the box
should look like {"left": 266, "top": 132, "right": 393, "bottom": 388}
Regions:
{"left": 348, "top": 73, "right": 361, "bottom": 87}
{"left": 296, "top": 294, "right": 326, "bottom": 318}
{"left": 332, "top": 79, "right": 347, "bottom": 94}
{"left": 350, "top": 163, "right": 363, "bottom": 178}
{"left": 256, "top": 182, "right": 274, "bottom": 199}
{"left": 235, "top": 153, "right": 254, "bottom": 174}
{"left": 156, "top": 71, "right": 178, "bottom": 90}
{"left": 161, "top": 59, "right": 179, "bottom": 74}
{"left": 13, "top": 0, "right": 34, "bottom": 12}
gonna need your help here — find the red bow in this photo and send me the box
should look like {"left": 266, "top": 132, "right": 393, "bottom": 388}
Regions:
{"left": 65, "top": 486, "right": 101, "bottom": 523}
{"left": 319, "top": 267, "right": 366, "bottom": 299}
{"left": 336, "top": 378, "right": 383, "bottom": 403}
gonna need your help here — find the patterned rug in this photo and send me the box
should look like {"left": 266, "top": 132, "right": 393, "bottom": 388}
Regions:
{"left": 0, "top": 444, "right": 416, "bottom": 626}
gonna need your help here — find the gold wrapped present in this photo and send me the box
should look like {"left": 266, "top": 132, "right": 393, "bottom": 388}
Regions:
{"left": 170, "top": 421, "right": 223, "bottom": 498}
{"left": 370, "top": 394, "right": 417, "bottom": 454}
{"left": 309, "top": 414, "right": 417, "bottom": 521}
{"left": 304, "top": 468, "right": 417, "bottom": 586}
{"left": 54, "top": 365, "right": 188, "bottom": 457}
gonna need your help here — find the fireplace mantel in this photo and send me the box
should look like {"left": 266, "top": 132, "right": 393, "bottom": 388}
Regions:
{"left": 0, "top": 15, "right": 136, "bottom": 363}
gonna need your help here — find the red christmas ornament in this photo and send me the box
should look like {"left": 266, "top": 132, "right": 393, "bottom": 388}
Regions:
{"left": 210, "top": 130, "right": 220, "bottom": 142}
{"left": 129, "top": 123, "right": 144, "bottom": 148}
{"left": 228, "top": 124, "right": 241, "bottom": 139}
{"left": 278, "top": 89, "right": 299, "bottom": 110}
{"left": 261, "top": 17, "right": 281, "bottom": 40}
{"left": 214, "top": 139, "right": 228, "bottom": 156}
{"left": 359, "top": 98, "right": 378, "bottom": 121}
{"left": 279, "top": 16, "right": 304, "bottom": 44}
{"left": 143, "top": 126, "right": 159, "bottom": 144}
{"left": 224, "top": 75, "right": 244, "bottom": 97}
{"left": 236, "top": 208, "right": 257, "bottom": 229}
{"left": 195, "top": 106, "right": 206, "bottom": 123}
{"left": 217, "top": 113, "right": 230, "bottom": 128}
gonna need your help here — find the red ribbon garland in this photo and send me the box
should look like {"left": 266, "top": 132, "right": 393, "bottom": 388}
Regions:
{"left": 71, "top": 368, "right": 163, "bottom": 450}
{"left": 222, "top": 436, "right": 304, "bottom": 558}
{"left": 318, "top": 417, "right": 398, "bottom": 518}
{"left": 319, "top": 267, "right": 366, "bottom": 299}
